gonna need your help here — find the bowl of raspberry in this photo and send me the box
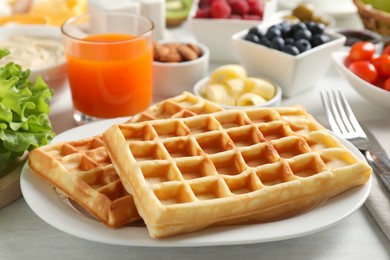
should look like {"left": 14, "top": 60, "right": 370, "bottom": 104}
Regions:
{"left": 190, "top": 0, "right": 277, "bottom": 62}
{"left": 232, "top": 20, "right": 346, "bottom": 97}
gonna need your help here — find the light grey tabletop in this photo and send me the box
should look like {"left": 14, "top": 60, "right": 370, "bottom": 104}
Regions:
{"left": 1, "top": 10, "right": 390, "bottom": 260}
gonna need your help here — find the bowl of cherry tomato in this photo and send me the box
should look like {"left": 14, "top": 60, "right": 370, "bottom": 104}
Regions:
{"left": 332, "top": 41, "right": 390, "bottom": 109}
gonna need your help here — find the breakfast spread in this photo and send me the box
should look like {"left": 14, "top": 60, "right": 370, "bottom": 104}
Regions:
{"left": 28, "top": 92, "right": 224, "bottom": 227}
{"left": 0, "top": 34, "right": 64, "bottom": 70}
{"left": 104, "top": 103, "right": 371, "bottom": 238}
{"left": 153, "top": 42, "right": 203, "bottom": 63}
{"left": 1, "top": 0, "right": 379, "bottom": 245}
{"left": 200, "top": 64, "right": 276, "bottom": 106}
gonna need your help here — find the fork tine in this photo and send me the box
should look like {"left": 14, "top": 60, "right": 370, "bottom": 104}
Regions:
{"left": 336, "top": 89, "right": 367, "bottom": 138}
{"left": 333, "top": 89, "right": 356, "bottom": 133}
{"left": 328, "top": 89, "right": 350, "bottom": 135}
{"left": 320, "top": 89, "right": 367, "bottom": 139}
{"left": 320, "top": 90, "right": 343, "bottom": 135}
{"left": 321, "top": 89, "right": 350, "bottom": 135}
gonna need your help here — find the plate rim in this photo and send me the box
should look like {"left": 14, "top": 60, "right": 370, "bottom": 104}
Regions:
{"left": 20, "top": 117, "right": 372, "bottom": 247}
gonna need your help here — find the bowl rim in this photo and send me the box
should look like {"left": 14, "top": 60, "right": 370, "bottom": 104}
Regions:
{"left": 0, "top": 23, "right": 61, "bottom": 34}
{"left": 331, "top": 28, "right": 383, "bottom": 44}
{"left": 193, "top": 76, "right": 283, "bottom": 109}
{"left": 153, "top": 41, "right": 210, "bottom": 67}
{"left": 190, "top": 17, "right": 264, "bottom": 25}
{"left": 231, "top": 22, "right": 346, "bottom": 60}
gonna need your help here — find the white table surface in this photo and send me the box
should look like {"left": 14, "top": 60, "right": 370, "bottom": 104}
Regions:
{"left": 1, "top": 12, "right": 390, "bottom": 260}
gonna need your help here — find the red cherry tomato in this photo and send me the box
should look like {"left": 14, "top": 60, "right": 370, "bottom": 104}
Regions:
{"left": 348, "top": 41, "right": 376, "bottom": 62}
{"left": 383, "top": 45, "right": 390, "bottom": 56}
{"left": 344, "top": 57, "right": 353, "bottom": 68}
{"left": 348, "top": 61, "right": 378, "bottom": 84}
{"left": 371, "top": 54, "right": 390, "bottom": 78}
{"left": 383, "top": 78, "right": 390, "bottom": 91}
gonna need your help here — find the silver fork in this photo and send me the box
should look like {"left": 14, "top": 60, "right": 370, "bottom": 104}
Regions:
{"left": 320, "top": 89, "right": 390, "bottom": 193}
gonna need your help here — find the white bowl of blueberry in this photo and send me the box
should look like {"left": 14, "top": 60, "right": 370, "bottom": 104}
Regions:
{"left": 231, "top": 20, "right": 346, "bottom": 97}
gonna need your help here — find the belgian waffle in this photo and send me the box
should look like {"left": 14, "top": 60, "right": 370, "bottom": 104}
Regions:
{"left": 28, "top": 92, "right": 224, "bottom": 227}
{"left": 103, "top": 105, "right": 372, "bottom": 237}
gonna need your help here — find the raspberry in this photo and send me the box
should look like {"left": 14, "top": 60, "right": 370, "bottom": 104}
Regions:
{"left": 198, "top": 0, "right": 210, "bottom": 8}
{"left": 195, "top": 7, "right": 212, "bottom": 18}
{"left": 247, "top": 0, "right": 264, "bottom": 17}
{"left": 211, "top": 0, "right": 231, "bottom": 18}
{"left": 229, "top": 0, "right": 249, "bottom": 16}
{"left": 207, "top": 0, "right": 223, "bottom": 5}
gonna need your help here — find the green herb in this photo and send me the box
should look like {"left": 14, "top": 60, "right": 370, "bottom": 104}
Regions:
{"left": 0, "top": 48, "right": 55, "bottom": 172}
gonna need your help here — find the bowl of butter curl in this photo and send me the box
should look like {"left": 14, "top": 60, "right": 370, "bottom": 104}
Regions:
{"left": 193, "top": 64, "right": 282, "bottom": 109}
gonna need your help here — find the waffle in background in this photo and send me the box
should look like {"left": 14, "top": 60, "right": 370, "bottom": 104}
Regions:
{"left": 104, "top": 105, "right": 372, "bottom": 238}
{"left": 28, "top": 92, "right": 224, "bottom": 228}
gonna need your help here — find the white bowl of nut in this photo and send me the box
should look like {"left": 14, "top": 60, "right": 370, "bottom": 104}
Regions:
{"left": 232, "top": 20, "right": 346, "bottom": 97}
{"left": 153, "top": 41, "right": 210, "bottom": 98}
{"left": 193, "top": 64, "right": 282, "bottom": 109}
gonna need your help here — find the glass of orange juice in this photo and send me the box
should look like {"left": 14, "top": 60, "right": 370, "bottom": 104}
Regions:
{"left": 61, "top": 13, "right": 154, "bottom": 125}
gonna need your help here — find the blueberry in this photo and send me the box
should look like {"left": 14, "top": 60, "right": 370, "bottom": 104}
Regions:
{"left": 306, "top": 21, "right": 325, "bottom": 35}
{"left": 244, "top": 33, "right": 260, "bottom": 43}
{"left": 282, "top": 45, "right": 300, "bottom": 56}
{"left": 291, "top": 22, "right": 307, "bottom": 34}
{"left": 247, "top": 27, "right": 264, "bottom": 39}
{"left": 311, "top": 34, "right": 331, "bottom": 47}
{"left": 284, "top": 37, "right": 295, "bottom": 45}
{"left": 259, "top": 37, "right": 271, "bottom": 47}
{"left": 294, "top": 39, "right": 311, "bottom": 53}
{"left": 270, "top": 37, "right": 285, "bottom": 50}
{"left": 279, "top": 21, "right": 292, "bottom": 38}
{"left": 265, "top": 25, "right": 282, "bottom": 40}
{"left": 294, "top": 29, "right": 312, "bottom": 41}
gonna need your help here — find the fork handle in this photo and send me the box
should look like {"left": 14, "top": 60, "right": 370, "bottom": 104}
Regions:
{"left": 364, "top": 151, "right": 390, "bottom": 193}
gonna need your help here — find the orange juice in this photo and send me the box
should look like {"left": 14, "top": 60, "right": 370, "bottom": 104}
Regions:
{"left": 66, "top": 33, "right": 153, "bottom": 118}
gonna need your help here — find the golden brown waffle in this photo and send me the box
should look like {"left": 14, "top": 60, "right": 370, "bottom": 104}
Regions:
{"left": 28, "top": 92, "right": 224, "bottom": 228}
{"left": 103, "top": 105, "right": 372, "bottom": 237}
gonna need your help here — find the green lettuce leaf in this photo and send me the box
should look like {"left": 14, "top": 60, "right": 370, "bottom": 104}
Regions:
{"left": 0, "top": 48, "right": 55, "bottom": 172}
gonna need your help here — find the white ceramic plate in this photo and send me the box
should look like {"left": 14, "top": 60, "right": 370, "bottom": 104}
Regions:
{"left": 20, "top": 118, "right": 372, "bottom": 247}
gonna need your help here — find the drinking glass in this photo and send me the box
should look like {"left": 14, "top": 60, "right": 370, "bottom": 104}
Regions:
{"left": 62, "top": 13, "right": 154, "bottom": 125}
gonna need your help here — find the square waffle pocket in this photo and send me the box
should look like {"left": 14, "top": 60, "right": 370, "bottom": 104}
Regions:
{"left": 104, "top": 106, "right": 372, "bottom": 238}
{"left": 28, "top": 92, "right": 224, "bottom": 228}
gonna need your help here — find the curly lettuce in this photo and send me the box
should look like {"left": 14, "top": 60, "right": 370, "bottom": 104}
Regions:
{"left": 0, "top": 48, "right": 55, "bottom": 172}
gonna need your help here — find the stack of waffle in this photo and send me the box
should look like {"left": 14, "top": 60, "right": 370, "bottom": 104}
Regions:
{"left": 28, "top": 92, "right": 223, "bottom": 227}
{"left": 28, "top": 92, "right": 372, "bottom": 238}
